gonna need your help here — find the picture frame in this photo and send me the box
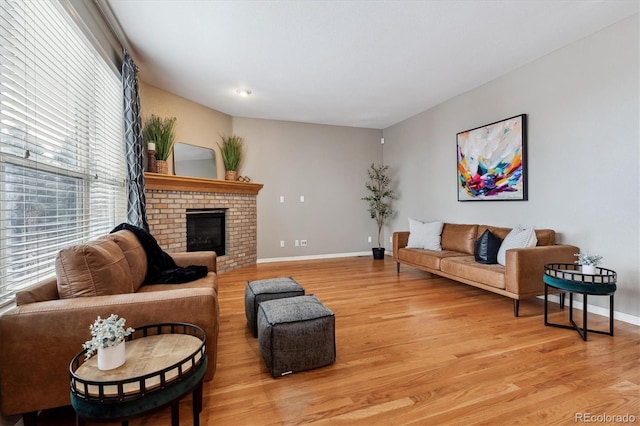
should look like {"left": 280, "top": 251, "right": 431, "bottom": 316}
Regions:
{"left": 456, "top": 114, "right": 527, "bottom": 201}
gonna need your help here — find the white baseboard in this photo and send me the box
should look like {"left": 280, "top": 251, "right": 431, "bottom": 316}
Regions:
{"left": 542, "top": 294, "right": 640, "bottom": 326}
{"left": 257, "top": 251, "right": 371, "bottom": 263}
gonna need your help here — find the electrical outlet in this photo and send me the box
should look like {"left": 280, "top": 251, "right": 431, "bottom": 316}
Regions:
{"left": 390, "top": 236, "right": 393, "bottom": 243}
{"left": 368, "top": 236, "right": 372, "bottom": 243}
{"left": 280, "top": 240, "right": 285, "bottom": 247}
{"left": 279, "top": 196, "right": 285, "bottom": 203}
{"left": 300, "top": 195, "right": 305, "bottom": 202}
{"left": 295, "top": 240, "right": 300, "bottom": 247}
{"left": 301, "top": 240, "right": 307, "bottom": 247}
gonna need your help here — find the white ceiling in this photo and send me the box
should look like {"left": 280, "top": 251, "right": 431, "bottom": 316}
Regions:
{"left": 102, "top": 0, "right": 639, "bottom": 129}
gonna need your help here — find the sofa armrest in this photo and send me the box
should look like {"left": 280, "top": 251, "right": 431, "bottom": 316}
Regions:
{"left": 504, "top": 244, "right": 579, "bottom": 297}
{"left": 0, "top": 288, "right": 219, "bottom": 416}
{"left": 393, "top": 232, "right": 410, "bottom": 260}
{"left": 170, "top": 251, "right": 217, "bottom": 273}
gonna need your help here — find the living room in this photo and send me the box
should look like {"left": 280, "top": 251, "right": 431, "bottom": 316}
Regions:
{"left": 134, "top": 3, "right": 639, "bottom": 324}
{"left": 0, "top": 1, "right": 638, "bottom": 425}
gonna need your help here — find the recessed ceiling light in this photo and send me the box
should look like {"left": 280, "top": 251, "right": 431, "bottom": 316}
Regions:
{"left": 236, "top": 89, "right": 252, "bottom": 97}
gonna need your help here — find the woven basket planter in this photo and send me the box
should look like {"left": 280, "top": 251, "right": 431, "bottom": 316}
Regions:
{"left": 156, "top": 160, "right": 169, "bottom": 174}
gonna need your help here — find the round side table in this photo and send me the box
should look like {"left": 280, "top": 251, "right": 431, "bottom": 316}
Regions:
{"left": 543, "top": 263, "right": 617, "bottom": 341}
{"left": 70, "top": 323, "right": 207, "bottom": 426}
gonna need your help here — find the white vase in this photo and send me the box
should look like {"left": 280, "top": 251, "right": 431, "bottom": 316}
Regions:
{"left": 581, "top": 265, "right": 597, "bottom": 275}
{"left": 97, "top": 342, "right": 125, "bottom": 370}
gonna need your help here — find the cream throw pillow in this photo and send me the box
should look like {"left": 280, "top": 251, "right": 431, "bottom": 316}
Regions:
{"left": 406, "top": 218, "right": 444, "bottom": 250}
{"left": 497, "top": 225, "right": 537, "bottom": 266}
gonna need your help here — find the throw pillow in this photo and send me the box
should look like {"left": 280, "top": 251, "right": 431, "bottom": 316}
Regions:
{"left": 474, "top": 229, "right": 502, "bottom": 264}
{"left": 496, "top": 225, "right": 537, "bottom": 266}
{"left": 56, "top": 239, "right": 134, "bottom": 299}
{"left": 406, "top": 218, "right": 444, "bottom": 250}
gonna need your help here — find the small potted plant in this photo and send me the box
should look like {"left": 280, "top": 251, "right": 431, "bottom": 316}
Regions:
{"left": 83, "top": 314, "right": 134, "bottom": 370}
{"left": 218, "top": 134, "right": 244, "bottom": 181}
{"left": 575, "top": 252, "right": 603, "bottom": 275}
{"left": 142, "top": 115, "right": 177, "bottom": 174}
{"left": 362, "top": 164, "right": 396, "bottom": 259}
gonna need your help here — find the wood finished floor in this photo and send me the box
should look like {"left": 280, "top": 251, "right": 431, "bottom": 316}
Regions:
{"left": 38, "top": 256, "right": 639, "bottom": 425}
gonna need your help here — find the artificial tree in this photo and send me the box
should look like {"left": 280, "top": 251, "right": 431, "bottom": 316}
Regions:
{"left": 362, "top": 163, "right": 396, "bottom": 259}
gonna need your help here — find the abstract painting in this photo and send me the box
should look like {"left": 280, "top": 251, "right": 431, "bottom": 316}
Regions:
{"left": 457, "top": 114, "right": 527, "bottom": 201}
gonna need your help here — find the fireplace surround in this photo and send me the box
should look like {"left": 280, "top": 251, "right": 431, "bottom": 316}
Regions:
{"left": 144, "top": 173, "right": 263, "bottom": 272}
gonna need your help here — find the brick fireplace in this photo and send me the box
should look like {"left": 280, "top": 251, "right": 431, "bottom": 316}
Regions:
{"left": 144, "top": 173, "right": 263, "bottom": 272}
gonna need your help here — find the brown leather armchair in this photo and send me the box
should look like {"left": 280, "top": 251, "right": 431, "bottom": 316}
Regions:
{"left": 0, "top": 230, "right": 219, "bottom": 422}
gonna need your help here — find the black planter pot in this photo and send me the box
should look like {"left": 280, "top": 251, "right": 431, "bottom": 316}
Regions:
{"left": 372, "top": 247, "right": 385, "bottom": 260}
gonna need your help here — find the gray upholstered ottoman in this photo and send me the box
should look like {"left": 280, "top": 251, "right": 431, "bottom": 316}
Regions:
{"left": 257, "top": 295, "right": 335, "bottom": 377}
{"left": 245, "top": 277, "right": 305, "bottom": 337}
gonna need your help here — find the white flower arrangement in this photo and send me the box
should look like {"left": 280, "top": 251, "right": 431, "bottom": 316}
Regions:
{"left": 574, "top": 252, "right": 603, "bottom": 266}
{"left": 83, "top": 314, "right": 134, "bottom": 359}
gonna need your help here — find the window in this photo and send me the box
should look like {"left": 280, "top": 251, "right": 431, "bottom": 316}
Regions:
{"left": 0, "top": 0, "right": 126, "bottom": 309}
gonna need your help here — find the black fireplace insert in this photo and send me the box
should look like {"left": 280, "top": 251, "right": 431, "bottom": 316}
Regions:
{"left": 186, "top": 209, "right": 225, "bottom": 255}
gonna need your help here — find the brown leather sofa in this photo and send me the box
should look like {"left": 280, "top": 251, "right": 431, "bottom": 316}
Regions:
{"left": 0, "top": 229, "right": 219, "bottom": 422}
{"left": 393, "top": 223, "right": 579, "bottom": 316}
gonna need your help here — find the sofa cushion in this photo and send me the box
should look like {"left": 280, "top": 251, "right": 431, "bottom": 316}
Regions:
{"left": 102, "top": 230, "right": 147, "bottom": 290}
{"left": 55, "top": 239, "right": 134, "bottom": 299}
{"left": 533, "top": 229, "right": 556, "bottom": 246}
{"left": 478, "top": 225, "right": 556, "bottom": 247}
{"left": 478, "top": 225, "right": 512, "bottom": 241}
{"left": 398, "top": 248, "right": 465, "bottom": 270}
{"left": 497, "top": 226, "right": 537, "bottom": 266}
{"left": 137, "top": 272, "right": 219, "bottom": 294}
{"left": 441, "top": 223, "right": 478, "bottom": 255}
{"left": 440, "top": 256, "right": 506, "bottom": 289}
{"left": 406, "top": 218, "right": 443, "bottom": 250}
{"left": 474, "top": 229, "right": 502, "bottom": 264}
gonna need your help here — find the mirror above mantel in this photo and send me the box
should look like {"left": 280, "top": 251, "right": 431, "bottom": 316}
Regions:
{"left": 173, "top": 142, "right": 217, "bottom": 179}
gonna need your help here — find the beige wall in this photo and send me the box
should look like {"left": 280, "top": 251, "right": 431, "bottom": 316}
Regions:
{"left": 138, "top": 83, "right": 384, "bottom": 260}
{"left": 383, "top": 16, "right": 639, "bottom": 319}
{"left": 139, "top": 81, "right": 232, "bottom": 177}
{"left": 233, "top": 117, "right": 383, "bottom": 259}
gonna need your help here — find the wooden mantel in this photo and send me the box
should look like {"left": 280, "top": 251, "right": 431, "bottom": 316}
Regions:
{"left": 144, "top": 173, "right": 263, "bottom": 195}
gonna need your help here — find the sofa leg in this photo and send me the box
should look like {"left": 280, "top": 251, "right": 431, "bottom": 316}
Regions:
{"left": 513, "top": 300, "right": 520, "bottom": 317}
{"left": 396, "top": 262, "right": 400, "bottom": 274}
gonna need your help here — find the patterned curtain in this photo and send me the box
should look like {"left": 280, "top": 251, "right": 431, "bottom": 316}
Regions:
{"left": 122, "top": 50, "right": 149, "bottom": 231}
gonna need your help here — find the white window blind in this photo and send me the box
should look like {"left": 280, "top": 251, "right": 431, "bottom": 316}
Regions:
{"left": 0, "top": 0, "right": 126, "bottom": 309}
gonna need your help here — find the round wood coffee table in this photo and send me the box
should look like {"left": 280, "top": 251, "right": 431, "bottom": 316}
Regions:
{"left": 70, "top": 323, "right": 207, "bottom": 426}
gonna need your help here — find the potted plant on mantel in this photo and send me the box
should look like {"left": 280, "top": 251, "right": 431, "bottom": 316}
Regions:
{"left": 218, "top": 133, "right": 244, "bottom": 181}
{"left": 362, "top": 163, "right": 396, "bottom": 260}
{"left": 142, "top": 114, "right": 176, "bottom": 174}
